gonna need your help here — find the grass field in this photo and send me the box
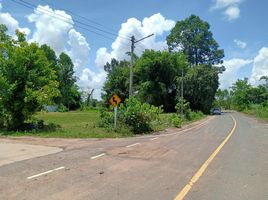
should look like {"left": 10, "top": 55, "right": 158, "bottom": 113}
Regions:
{"left": 0, "top": 110, "right": 205, "bottom": 138}
{"left": 0, "top": 110, "right": 126, "bottom": 138}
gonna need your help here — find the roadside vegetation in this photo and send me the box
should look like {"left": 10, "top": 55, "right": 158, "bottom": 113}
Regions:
{"left": 2, "top": 14, "right": 251, "bottom": 138}
{"left": 214, "top": 77, "right": 268, "bottom": 120}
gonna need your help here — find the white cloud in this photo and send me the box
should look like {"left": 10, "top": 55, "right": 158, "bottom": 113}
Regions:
{"left": 95, "top": 47, "right": 111, "bottom": 68}
{"left": 219, "top": 58, "right": 252, "bottom": 89}
{"left": 0, "top": 6, "right": 31, "bottom": 36}
{"left": 224, "top": 5, "right": 240, "bottom": 21}
{"left": 95, "top": 13, "right": 175, "bottom": 67}
{"left": 211, "top": 0, "right": 243, "bottom": 21}
{"left": 67, "top": 29, "right": 90, "bottom": 73}
{"left": 250, "top": 47, "right": 268, "bottom": 85}
{"left": 212, "top": 0, "right": 242, "bottom": 9}
{"left": 28, "top": 5, "right": 73, "bottom": 54}
{"left": 234, "top": 39, "right": 247, "bottom": 49}
{"left": 78, "top": 68, "right": 107, "bottom": 100}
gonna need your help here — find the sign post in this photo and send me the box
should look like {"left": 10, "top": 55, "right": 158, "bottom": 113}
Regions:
{"left": 109, "top": 94, "right": 122, "bottom": 129}
{"left": 114, "top": 106, "right": 117, "bottom": 129}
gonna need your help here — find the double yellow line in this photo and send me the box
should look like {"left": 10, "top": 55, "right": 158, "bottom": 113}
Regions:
{"left": 174, "top": 115, "right": 237, "bottom": 200}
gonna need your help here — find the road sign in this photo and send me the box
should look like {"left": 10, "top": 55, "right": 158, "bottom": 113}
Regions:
{"left": 109, "top": 94, "right": 122, "bottom": 107}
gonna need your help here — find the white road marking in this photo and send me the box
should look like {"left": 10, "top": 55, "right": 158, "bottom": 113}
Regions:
{"left": 150, "top": 137, "right": 158, "bottom": 141}
{"left": 126, "top": 143, "right": 140, "bottom": 148}
{"left": 27, "top": 166, "right": 65, "bottom": 180}
{"left": 90, "top": 153, "right": 106, "bottom": 160}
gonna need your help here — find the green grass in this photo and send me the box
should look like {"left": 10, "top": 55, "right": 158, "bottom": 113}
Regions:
{"left": 151, "top": 112, "right": 206, "bottom": 132}
{"left": 243, "top": 104, "right": 268, "bottom": 121}
{"left": 0, "top": 110, "right": 131, "bottom": 138}
{"left": 0, "top": 110, "right": 206, "bottom": 138}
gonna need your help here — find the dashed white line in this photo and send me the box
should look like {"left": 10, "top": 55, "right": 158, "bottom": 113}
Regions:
{"left": 90, "top": 153, "right": 106, "bottom": 160}
{"left": 27, "top": 166, "right": 65, "bottom": 180}
{"left": 150, "top": 137, "right": 158, "bottom": 141}
{"left": 126, "top": 143, "right": 140, "bottom": 148}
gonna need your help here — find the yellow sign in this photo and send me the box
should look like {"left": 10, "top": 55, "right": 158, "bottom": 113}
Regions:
{"left": 109, "top": 94, "right": 122, "bottom": 107}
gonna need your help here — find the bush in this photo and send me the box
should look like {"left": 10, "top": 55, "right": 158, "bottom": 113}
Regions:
{"left": 98, "top": 107, "right": 114, "bottom": 128}
{"left": 170, "top": 114, "right": 182, "bottom": 128}
{"left": 118, "top": 98, "right": 163, "bottom": 134}
{"left": 57, "top": 104, "right": 68, "bottom": 112}
{"left": 98, "top": 98, "right": 163, "bottom": 134}
{"left": 185, "top": 111, "right": 204, "bottom": 121}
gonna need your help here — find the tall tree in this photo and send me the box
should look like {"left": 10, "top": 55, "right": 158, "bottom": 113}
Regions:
{"left": 135, "top": 50, "right": 187, "bottom": 112}
{"left": 184, "top": 65, "right": 219, "bottom": 114}
{"left": 40, "top": 44, "right": 58, "bottom": 73}
{"left": 167, "top": 15, "right": 224, "bottom": 67}
{"left": 0, "top": 27, "right": 59, "bottom": 130}
{"left": 58, "top": 52, "right": 80, "bottom": 110}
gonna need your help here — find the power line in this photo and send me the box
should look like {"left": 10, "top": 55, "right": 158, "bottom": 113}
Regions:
{"left": 16, "top": 0, "right": 130, "bottom": 40}
{"left": 10, "top": 0, "right": 127, "bottom": 43}
{"left": 38, "top": 0, "right": 130, "bottom": 40}
{"left": 11, "top": 0, "right": 146, "bottom": 61}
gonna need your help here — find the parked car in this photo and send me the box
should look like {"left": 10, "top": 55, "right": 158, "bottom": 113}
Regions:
{"left": 212, "top": 108, "right": 221, "bottom": 115}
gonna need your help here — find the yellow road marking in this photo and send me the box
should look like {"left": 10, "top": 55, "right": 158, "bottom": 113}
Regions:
{"left": 174, "top": 115, "right": 237, "bottom": 200}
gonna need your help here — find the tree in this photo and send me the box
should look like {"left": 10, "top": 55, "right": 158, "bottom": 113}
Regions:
{"left": 58, "top": 52, "right": 81, "bottom": 110}
{"left": 167, "top": 15, "right": 224, "bottom": 67}
{"left": 40, "top": 44, "right": 58, "bottom": 70}
{"left": 135, "top": 50, "right": 187, "bottom": 112}
{"left": 0, "top": 27, "right": 59, "bottom": 130}
{"left": 230, "top": 78, "right": 252, "bottom": 111}
{"left": 102, "top": 59, "right": 130, "bottom": 105}
{"left": 215, "top": 89, "right": 231, "bottom": 109}
{"left": 183, "top": 65, "right": 219, "bottom": 114}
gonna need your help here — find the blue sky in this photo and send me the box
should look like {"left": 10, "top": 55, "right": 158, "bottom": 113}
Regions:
{"left": 0, "top": 0, "right": 267, "bottom": 99}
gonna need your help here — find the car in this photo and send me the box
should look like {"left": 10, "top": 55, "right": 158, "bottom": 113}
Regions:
{"left": 212, "top": 108, "right": 221, "bottom": 115}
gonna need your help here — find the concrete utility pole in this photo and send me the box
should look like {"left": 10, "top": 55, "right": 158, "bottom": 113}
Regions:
{"left": 129, "top": 34, "right": 154, "bottom": 97}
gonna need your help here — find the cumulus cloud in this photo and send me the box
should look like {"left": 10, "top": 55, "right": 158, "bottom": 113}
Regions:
{"left": 0, "top": 3, "right": 30, "bottom": 36}
{"left": 219, "top": 58, "right": 252, "bottom": 89}
{"left": 211, "top": 0, "right": 243, "bottom": 21}
{"left": 95, "top": 47, "right": 111, "bottom": 69}
{"left": 250, "top": 47, "right": 268, "bottom": 85}
{"left": 28, "top": 5, "right": 73, "bottom": 54}
{"left": 95, "top": 13, "right": 175, "bottom": 68}
{"left": 234, "top": 39, "right": 247, "bottom": 49}
{"left": 67, "top": 29, "right": 90, "bottom": 73}
{"left": 78, "top": 68, "right": 107, "bottom": 99}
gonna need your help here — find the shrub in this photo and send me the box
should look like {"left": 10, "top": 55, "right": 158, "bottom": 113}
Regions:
{"left": 170, "top": 114, "right": 182, "bottom": 128}
{"left": 98, "top": 98, "right": 163, "bottom": 134}
{"left": 118, "top": 98, "right": 163, "bottom": 134}
{"left": 57, "top": 104, "right": 68, "bottom": 112}
{"left": 98, "top": 107, "right": 114, "bottom": 128}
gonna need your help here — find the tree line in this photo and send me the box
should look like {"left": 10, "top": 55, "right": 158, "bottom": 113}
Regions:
{"left": 215, "top": 77, "right": 268, "bottom": 117}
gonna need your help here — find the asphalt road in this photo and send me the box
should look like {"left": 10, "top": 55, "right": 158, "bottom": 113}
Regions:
{"left": 0, "top": 112, "right": 267, "bottom": 200}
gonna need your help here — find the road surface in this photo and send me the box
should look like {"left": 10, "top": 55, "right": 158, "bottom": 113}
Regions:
{"left": 0, "top": 112, "right": 267, "bottom": 200}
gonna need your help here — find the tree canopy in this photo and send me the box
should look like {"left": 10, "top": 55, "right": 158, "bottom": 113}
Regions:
{"left": 167, "top": 15, "right": 224, "bottom": 67}
{"left": 135, "top": 50, "right": 187, "bottom": 112}
{"left": 0, "top": 26, "right": 59, "bottom": 129}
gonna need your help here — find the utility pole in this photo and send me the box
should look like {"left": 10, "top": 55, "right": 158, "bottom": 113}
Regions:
{"left": 129, "top": 34, "right": 154, "bottom": 97}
